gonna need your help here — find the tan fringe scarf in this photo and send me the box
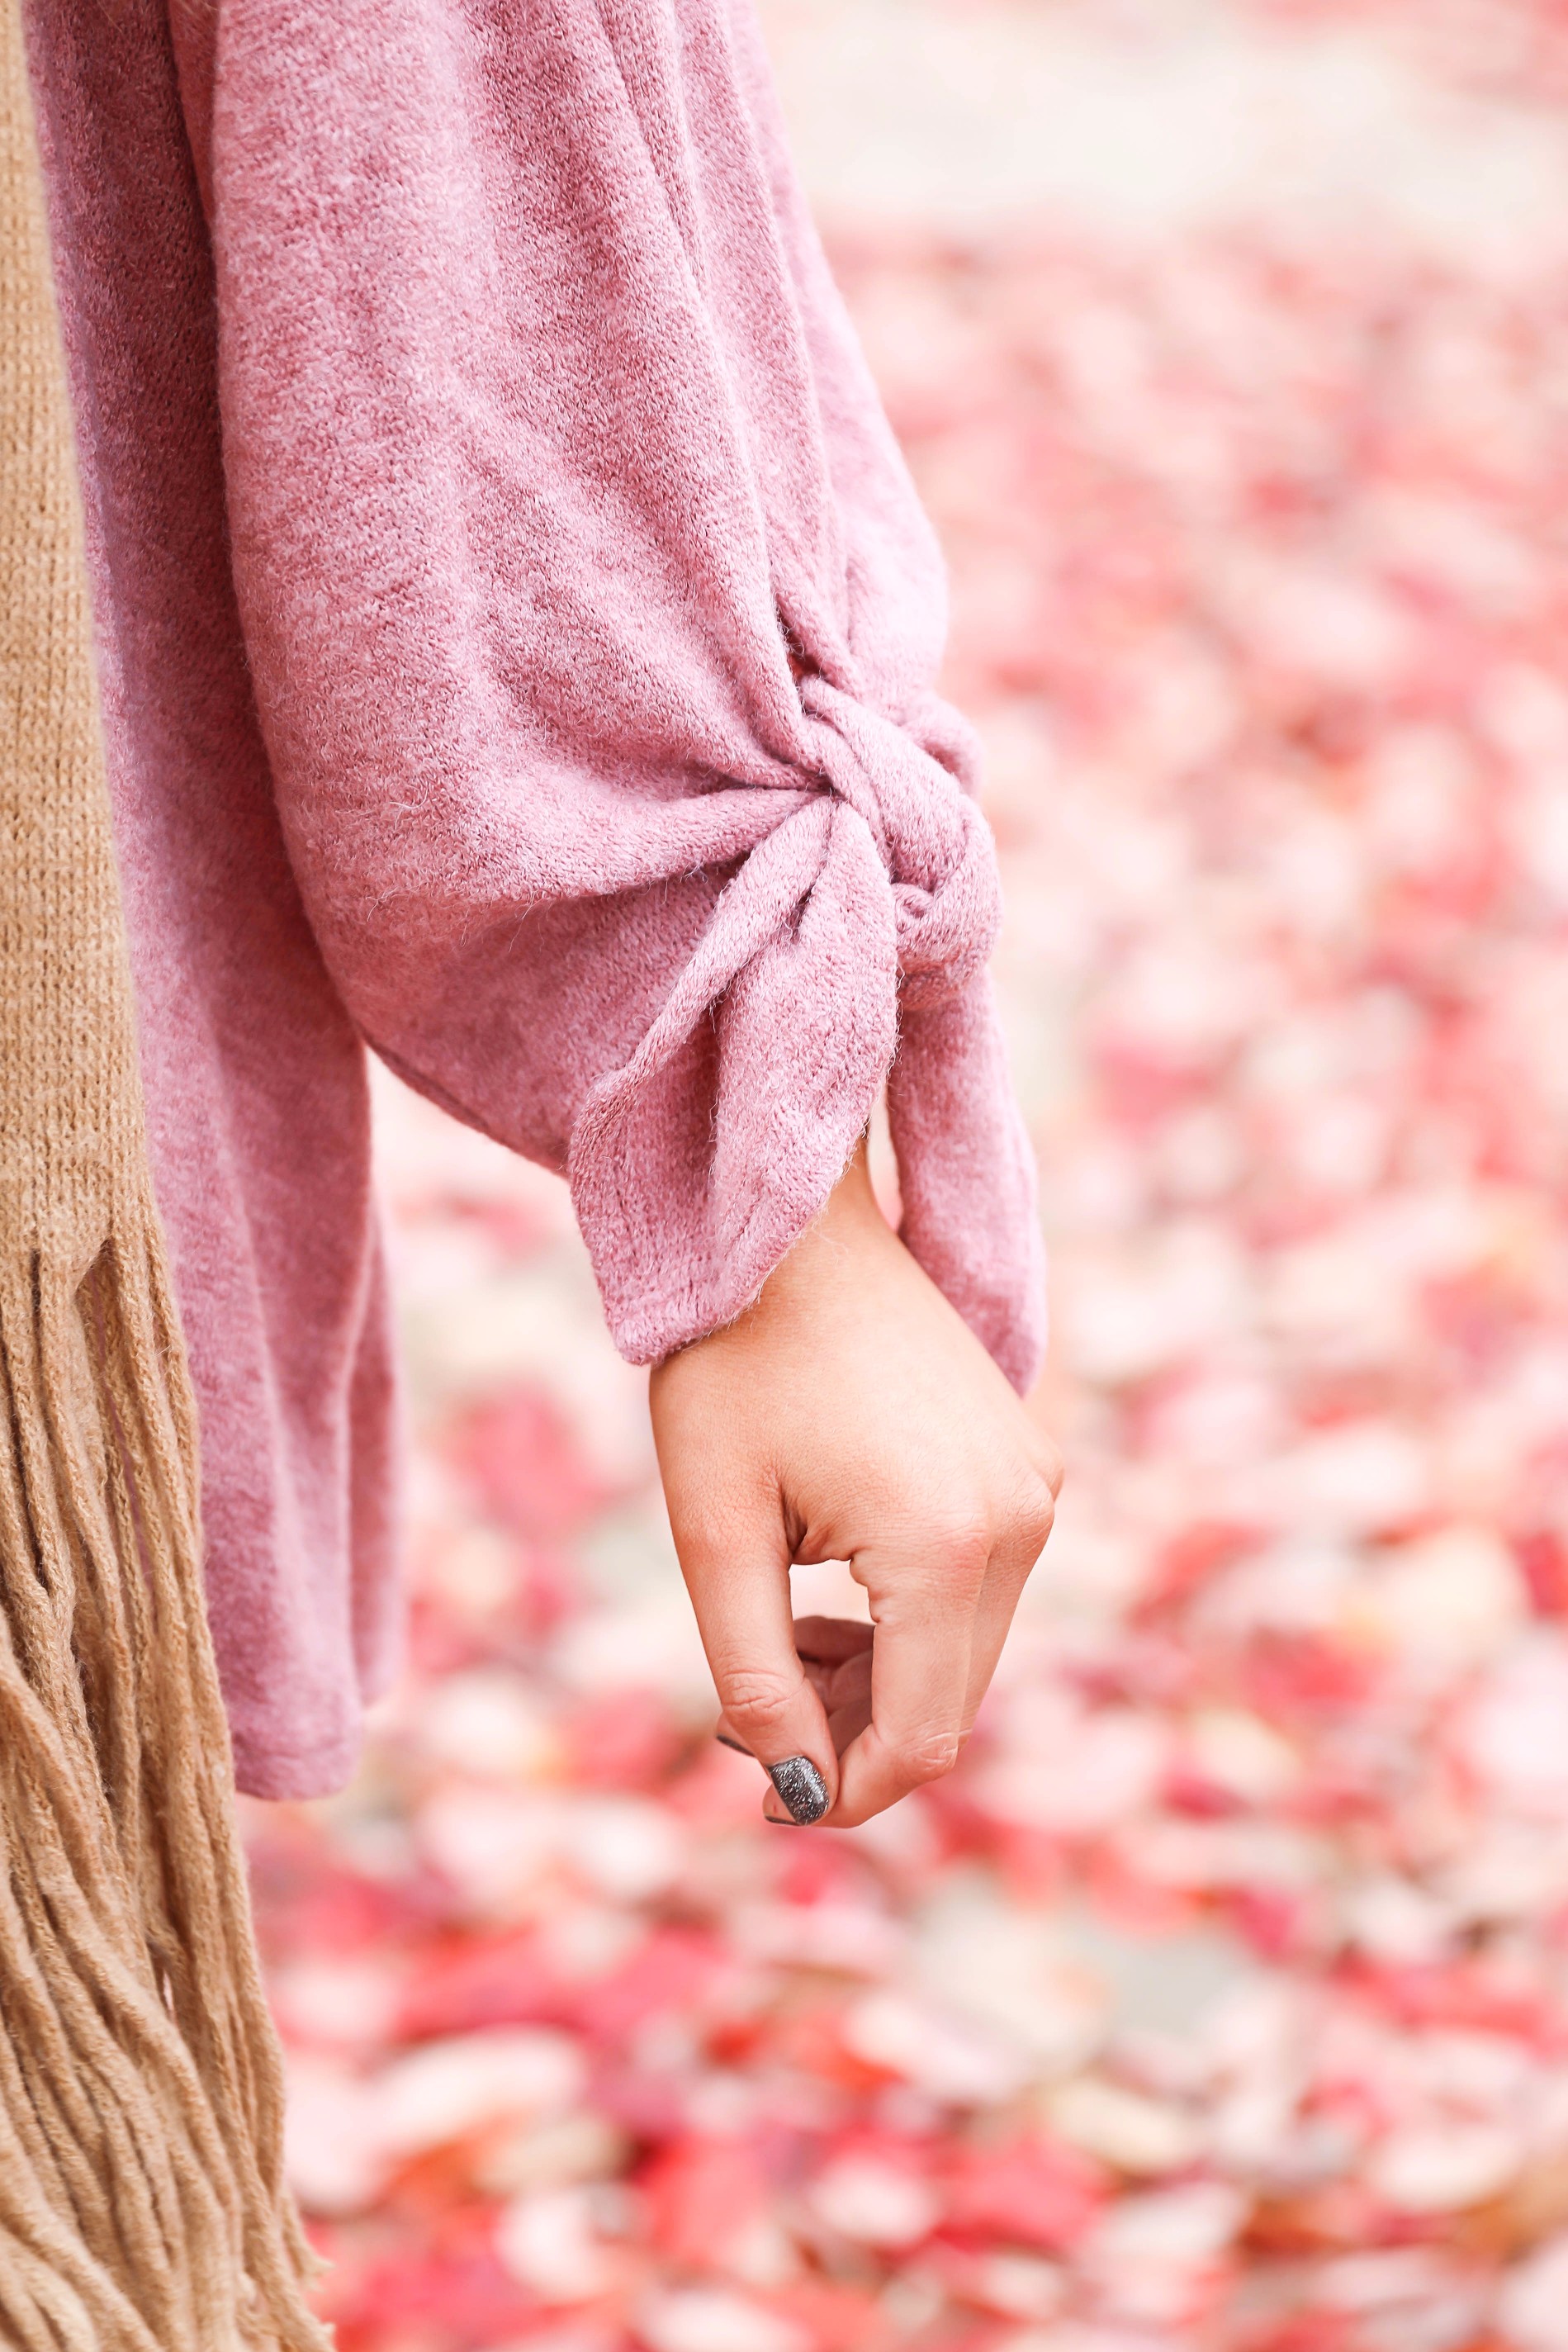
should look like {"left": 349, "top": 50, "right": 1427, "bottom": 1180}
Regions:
{"left": 0, "top": 6, "right": 328, "bottom": 2345}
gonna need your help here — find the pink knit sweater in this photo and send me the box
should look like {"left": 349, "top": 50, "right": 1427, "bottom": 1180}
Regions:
{"left": 24, "top": 0, "right": 1044, "bottom": 1799}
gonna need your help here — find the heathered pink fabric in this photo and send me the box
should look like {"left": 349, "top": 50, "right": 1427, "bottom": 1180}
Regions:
{"left": 23, "top": 0, "right": 1045, "bottom": 1800}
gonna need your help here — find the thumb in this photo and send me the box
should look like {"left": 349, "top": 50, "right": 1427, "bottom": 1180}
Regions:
{"left": 668, "top": 1484, "right": 837, "bottom": 1826}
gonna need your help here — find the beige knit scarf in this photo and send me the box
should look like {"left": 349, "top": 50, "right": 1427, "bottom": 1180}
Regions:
{"left": 1, "top": 4, "right": 326, "bottom": 2343}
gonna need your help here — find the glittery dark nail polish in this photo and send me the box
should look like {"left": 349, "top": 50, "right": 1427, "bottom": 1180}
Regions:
{"left": 766, "top": 1755, "right": 829, "bottom": 1825}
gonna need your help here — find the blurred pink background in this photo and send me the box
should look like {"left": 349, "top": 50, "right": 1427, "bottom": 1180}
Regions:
{"left": 244, "top": 6, "right": 1568, "bottom": 2346}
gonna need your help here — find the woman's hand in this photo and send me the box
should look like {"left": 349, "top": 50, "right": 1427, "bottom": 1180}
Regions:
{"left": 648, "top": 1143, "right": 1062, "bottom": 1827}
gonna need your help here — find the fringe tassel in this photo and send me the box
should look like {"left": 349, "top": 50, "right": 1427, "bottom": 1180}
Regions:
{"left": 0, "top": 1201, "right": 328, "bottom": 2351}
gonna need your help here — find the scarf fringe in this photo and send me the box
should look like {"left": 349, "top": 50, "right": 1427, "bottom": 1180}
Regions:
{"left": 0, "top": 1202, "right": 327, "bottom": 2352}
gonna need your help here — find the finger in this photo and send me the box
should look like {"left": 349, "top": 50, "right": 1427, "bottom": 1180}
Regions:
{"left": 953, "top": 1548, "right": 1038, "bottom": 1745}
{"left": 830, "top": 1525, "right": 989, "bottom": 1828}
{"left": 958, "top": 1479, "right": 1058, "bottom": 1728}
{"left": 819, "top": 1647, "right": 873, "bottom": 1756}
{"left": 791, "top": 1615, "right": 875, "bottom": 1666}
{"left": 719, "top": 1619, "right": 873, "bottom": 1760}
{"left": 798, "top": 1624, "right": 874, "bottom": 1754}
{"left": 673, "top": 1499, "right": 838, "bottom": 1824}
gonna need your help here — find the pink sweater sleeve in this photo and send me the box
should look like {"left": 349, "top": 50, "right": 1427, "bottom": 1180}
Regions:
{"left": 188, "top": 0, "right": 1045, "bottom": 1387}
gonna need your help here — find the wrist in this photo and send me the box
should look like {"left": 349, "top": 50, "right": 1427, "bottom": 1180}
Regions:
{"left": 759, "top": 1136, "right": 898, "bottom": 1308}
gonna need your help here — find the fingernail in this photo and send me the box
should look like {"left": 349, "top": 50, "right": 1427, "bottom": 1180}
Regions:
{"left": 715, "top": 1731, "right": 751, "bottom": 1757}
{"left": 766, "top": 1756, "right": 829, "bottom": 1825}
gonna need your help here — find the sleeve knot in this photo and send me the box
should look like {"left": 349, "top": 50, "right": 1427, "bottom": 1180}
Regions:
{"left": 796, "top": 678, "right": 1002, "bottom": 1012}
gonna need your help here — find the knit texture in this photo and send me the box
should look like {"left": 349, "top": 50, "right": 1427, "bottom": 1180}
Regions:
{"left": 0, "top": 2, "right": 324, "bottom": 2338}
{"left": 26, "top": 0, "right": 1045, "bottom": 1800}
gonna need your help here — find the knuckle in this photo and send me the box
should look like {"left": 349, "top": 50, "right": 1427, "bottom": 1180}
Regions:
{"left": 718, "top": 1667, "right": 798, "bottom": 1731}
{"left": 894, "top": 1726, "right": 965, "bottom": 1784}
{"left": 1007, "top": 1471, "right": 1058, "bottom": 1560}
{"left": 923, "top": 1510, "right": 992, "bottom": 1581}
{"left": 1036, "top": 1439, "right": 1066, "bottom": 1500}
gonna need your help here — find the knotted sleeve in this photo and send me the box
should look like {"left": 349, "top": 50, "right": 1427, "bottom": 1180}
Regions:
{"left": 193, "top": 0, "right": 1045, "bottom": 1387}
